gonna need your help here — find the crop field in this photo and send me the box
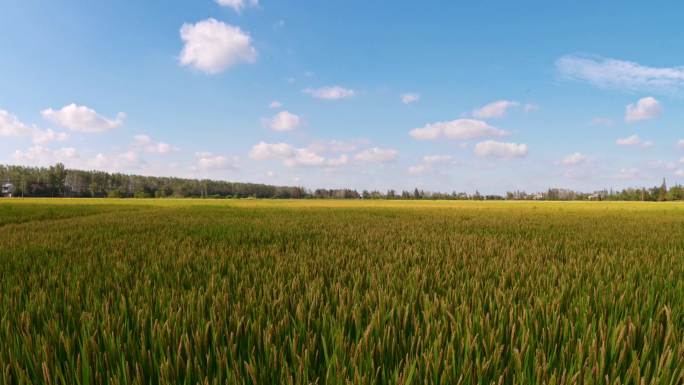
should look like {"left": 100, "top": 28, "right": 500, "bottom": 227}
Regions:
{"left": 2, "top": 199, "right": 684, "bottom": 384}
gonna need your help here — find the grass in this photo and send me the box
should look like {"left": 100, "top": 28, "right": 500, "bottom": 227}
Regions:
{"left": 2, "top": 199, "right": 684, "bottom": 384}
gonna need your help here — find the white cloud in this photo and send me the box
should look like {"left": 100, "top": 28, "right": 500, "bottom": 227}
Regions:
{"left": 616, "top": 134, "right": 641, "bottom": 146}
{"left": 354, "top": 147, "right": 397, "bottom": 163}
{"left": 401, "top": 93, "right": 420, "bottom": 105}
{"left": 408, "top": 164, "right": 427, "bottom": 175}
{"left": 91, "top": 153, "right": 108, "bottom": 168}
{"left": 423, "top": 154, "right": 453, "bottom": 163}
{"left": 54, "top": 147, "right": 78, "bottom": 159}
{"left": 179, "top": 18, "right": 257, "bottom": 74}
{"left": 197, "top": 154, "right": 233, "bottom": 170}
{"left": 0, "top": 109, "right": 32, "bottom": 137}
{"left": 616, "top": 134, "right": 653, "bottom": 148}
{"left": 133, "top": 134, "right": 152, "bottom": 145}
{"left": 287, "top": 149, "right": 325, "bottom": 167}
{"left": 41, "top": 104, "right": 124, "bottom": 133}
{"left": 561, "top": 152, "right": 587, "bottom": 166}
{"left": 216, "top": 0, "right": 258, "bottom": 12}
{"left": 303, "top": 86, "right": 355, "bottom": 100}
{"left": 326, "top": 154, "right": 349, "bottom": 167}
{"left": 408, "top": 154, "right": 454, "bottom": 175}
{"left": 308, "top": 139, "right": 366, "bottom": 154}
{"left": 249, "top": 141, "right": 341, "bottom": 167}
{"left": 12, "top": 146, "right": 52, "bottom": 164}
{"left": 678, "top": 139, "right": 684, "bottom": 149}
{"left": 148, "top": 142, "right": 173, "bottom": 154}
{"left": 410, "top": 119, "right": 508, "bottom": 140}
{"left": 31, "top": 129, "right": 69, "bottom": 145}
{"left": 265, "top": 111, "right": 301, "bottom": 131}
{"left": 1, "top": 109, "right": 69, "bottom": 144}
{"left": 117, "top": 151, "right": 142, "bottom": 166}
{"left": 12, "top": 146, "right": 79, "bottom": 165}
{"left": 250, "top": 142, "right": 295, "bottom": 160}
{"left": 472, "top": 100, "right": 520, "bottom": 119}
{"left": 556, "top": 54, "right": 684, "bottom": 92}
{"left": 625, "top": 97, "right": 661, "bottom": 123}
{"left": 87, "top": 151, "right": 145, "bottom": 171}
{"left": 251, "top": 142, "right": 391, "bottom": 167}
{"left": 474, "top": 140, "right": 528, "bottom": 159}
{"left": 269, "top": 101, "right": 282, "bottom": 109}
{"left": 133, "top": 134, "right": 176, "bottom": 154}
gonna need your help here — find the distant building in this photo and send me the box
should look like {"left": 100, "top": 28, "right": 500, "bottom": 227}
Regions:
{"left": 2, "top": 182, "right": 14, "bottom": 198}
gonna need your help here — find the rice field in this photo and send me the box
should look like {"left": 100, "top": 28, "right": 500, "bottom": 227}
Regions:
{"left": 2, "top": 199, "right": 684, "bottom": 384}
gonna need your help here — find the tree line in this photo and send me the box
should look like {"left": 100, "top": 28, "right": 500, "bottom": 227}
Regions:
{"left": 1, "top": 163, "right": 683, "bottom": 201}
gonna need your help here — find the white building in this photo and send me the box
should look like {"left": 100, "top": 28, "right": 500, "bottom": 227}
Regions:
{"left": 2, "top": 182, "right": 14, "bottom": 198}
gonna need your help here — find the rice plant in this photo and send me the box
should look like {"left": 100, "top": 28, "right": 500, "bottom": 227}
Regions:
{"left": 1, "top": 199, "right": 684, "bottom": 384}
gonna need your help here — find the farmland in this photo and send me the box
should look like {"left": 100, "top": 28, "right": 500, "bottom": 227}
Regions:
{"left": 2, "top": 199, "right": 684, "bottom": 384}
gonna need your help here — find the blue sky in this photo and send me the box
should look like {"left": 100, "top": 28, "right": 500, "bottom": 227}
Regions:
{"left": 2, "top": 1, "right": 684, "bottom": 194}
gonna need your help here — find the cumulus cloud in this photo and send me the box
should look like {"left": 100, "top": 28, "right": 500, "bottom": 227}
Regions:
{"left": 179, "top": 18, "right": 257, "bottom": 74}
{"left": 326, "top": 154, "right": 349, "bottom": 167}
{"left": 133, "top": 134, "right": 152, "bottom": 145}
{"left": 401, "top": 93, "right": 420, "bottom": 104}
{"left": 1, "top": 109, "right": 69, "bottom": 144}
{"left": 303, "top": 86, "right": 355, "bottom": 100}
{"left": 474, "top": 140, "right": 528, "bottom": 159}
{"left": 32, "top": 129, "right": 69, "bottom": 145}
{"left": 216, "top": 0, "right": 258, "bottom": 12}
{"left": 410, "top": 119, "right": 508, "bottom": 140}
{"left": 269, "top": 101, "right": 282, "bottom": 109}
{"left": 556, "top": 54, "right": 684, "bottom": 93}
{"left": 87, "top": 151, "right": 146, "bottom": 171}
{"left": 196, "top": 152, "right": 235, "bottom": 170}
{"left": 249, "top": 141, "right": 340, "bottom": 167}
{"left": 0, "top": 109, "right": 32, "bottom": 137}
{"left": 616, "top": 134, "right": 653, "bottom": 148}
{"left": 472, "top": 100, "right": 520, "bottom": 119}
{"left": 12, "top": 146, "right": 79, "bottom": 165}
{"left": 678, "top": 139, "right": 684, "bottom": 149}
{"left": 423, "top": 154, "right": 453, "bottom": 163}
{"left": 264, "top": 111, "right": 301, "bottom": 131}
{"left": 625, "top": 97, "right": 661, "bottom": 123}
{"left": 287, "top": 148, "right": 325, "bottom": 167}
{"left": 408, "top": 164, "right": 427, "bottom": 175}
{"left": 250, "top": 142, "right": 295, "bottom": 160}
{"left": 251, "top": 142, "right": 394, "bottom": 167}
{"left": 308, "top": 139, "right": 367, "bottom": 154}
{"left": 354, "top": 147, "right": 397, "bottom": 163}
{"left": 133, "top": 135, "right": 176, "bottom": 154}
{"left": 408, "top": 154, "right": 454, "bottom": 175}
{"left": 41, "top": 104, "right": 124, "bottom": 133}
{"left": 561, "top": 152, "right": 587, "bottom": 166}
{"left": 616, "top": 135, "right": 640, "bottom": 146}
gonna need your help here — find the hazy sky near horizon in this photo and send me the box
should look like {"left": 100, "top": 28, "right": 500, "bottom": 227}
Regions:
{"left": 2, "top": 1, "right": 684, "bottom": 193}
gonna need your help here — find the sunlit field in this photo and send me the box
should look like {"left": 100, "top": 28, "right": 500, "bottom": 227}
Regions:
{"left": 2, "top": 199, "right": 684, "bottom": 384}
